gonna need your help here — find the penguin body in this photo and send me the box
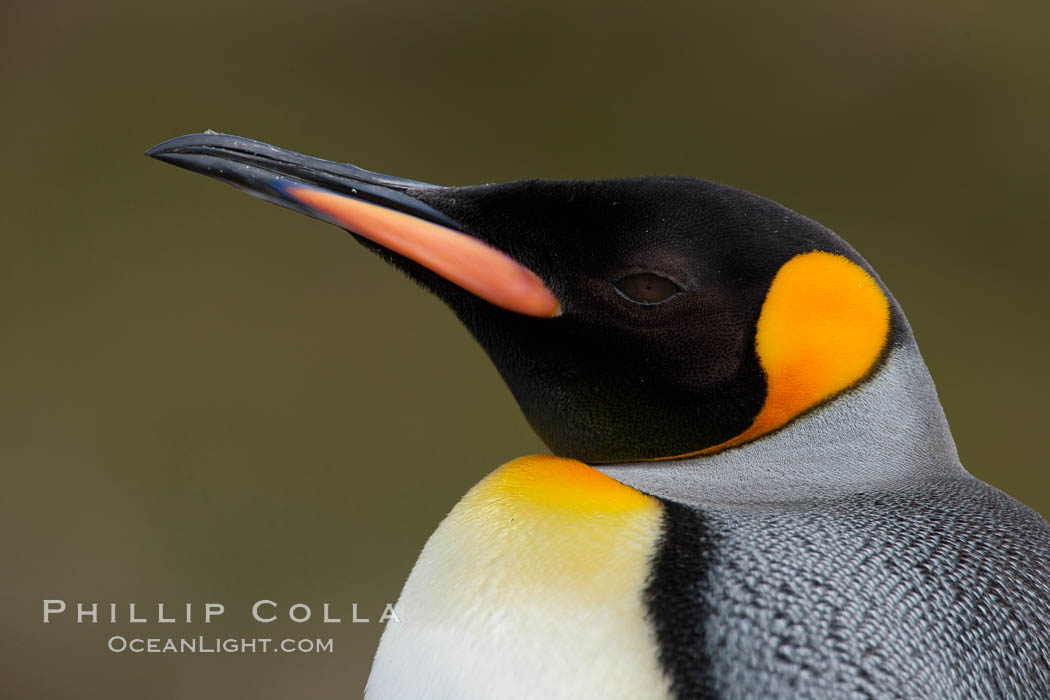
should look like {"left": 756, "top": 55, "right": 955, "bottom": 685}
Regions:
{"left": 147, "top": 133, "right": 1050, "bottom": 698}
{"left": 369, "top": 342, "right": 1050, "bottom": 698}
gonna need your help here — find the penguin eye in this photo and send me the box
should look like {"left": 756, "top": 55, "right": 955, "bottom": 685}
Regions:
{"left": 613, "top": 273, "right": 682, "bottom": 305}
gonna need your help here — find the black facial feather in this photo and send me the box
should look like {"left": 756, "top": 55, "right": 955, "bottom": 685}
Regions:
{"left": 390, "top": 177, "right": 879, "bottom": 463}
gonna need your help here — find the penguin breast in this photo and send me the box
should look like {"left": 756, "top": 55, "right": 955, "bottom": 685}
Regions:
{"left": 365, "top": 455, "right": 672, "bottom": 700}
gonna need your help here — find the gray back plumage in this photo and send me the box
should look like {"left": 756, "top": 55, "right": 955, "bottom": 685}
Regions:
{"left": 700, "top": 475, "right": 1050, "bottom": 697}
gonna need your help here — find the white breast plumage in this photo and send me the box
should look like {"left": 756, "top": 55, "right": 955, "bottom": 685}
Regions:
{"left": 365, "top": 455, "right": 671, "bottom": 700}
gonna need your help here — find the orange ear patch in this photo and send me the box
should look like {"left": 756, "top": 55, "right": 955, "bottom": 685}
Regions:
{"left": 708, "top": 251, "right": 890, "bottom": 452}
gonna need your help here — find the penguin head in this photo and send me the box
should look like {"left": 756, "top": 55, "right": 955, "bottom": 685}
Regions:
{"left": 148, "top": 134, "right": 894, "bottom": 464}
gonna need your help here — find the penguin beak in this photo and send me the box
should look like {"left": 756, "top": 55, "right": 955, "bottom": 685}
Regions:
{"left": 146, "top": 133, "right": 561, "bottom": 318}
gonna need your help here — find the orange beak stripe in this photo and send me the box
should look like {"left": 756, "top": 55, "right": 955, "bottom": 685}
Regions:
{"left": 285, "top": 185, "right": 562, "bottom": 318}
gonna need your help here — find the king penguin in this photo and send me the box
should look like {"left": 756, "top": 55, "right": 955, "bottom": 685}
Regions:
{"left": 148, "top": 133, "right": 1050, "bottom": 699}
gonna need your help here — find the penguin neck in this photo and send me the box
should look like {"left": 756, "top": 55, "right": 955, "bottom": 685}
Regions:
{"left": 597, "top": 339, "right": 965, "bottom": 507}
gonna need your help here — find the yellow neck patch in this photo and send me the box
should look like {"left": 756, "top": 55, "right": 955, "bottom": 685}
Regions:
{"left": 453, "top": 455, "right": 661, "bottom": 596}
{"left": 402, "top": 455, "right": 661, "bottom": 614}
{"left": 477, "top": 454, "right": 657, "bottom": 515}
{"left": 675, "top": 251, "right": 890, "bottom": 458}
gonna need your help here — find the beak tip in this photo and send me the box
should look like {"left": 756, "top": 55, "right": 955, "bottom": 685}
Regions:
{"left": 144, "top": 136, "right": 189, "bottom": 162}
{"left": 144, "top": 130, "right": 226, "bottom": 160}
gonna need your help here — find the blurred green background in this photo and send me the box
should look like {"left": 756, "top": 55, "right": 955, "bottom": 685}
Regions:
{"left": 2, "top": 0, "right": 1048, "bottom": 697}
